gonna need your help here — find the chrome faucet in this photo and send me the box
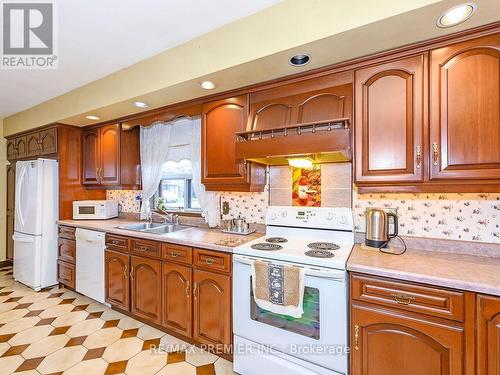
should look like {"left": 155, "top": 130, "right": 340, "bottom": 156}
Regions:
{"left": 149, "top": 211, "right": 179, "bottom": 225}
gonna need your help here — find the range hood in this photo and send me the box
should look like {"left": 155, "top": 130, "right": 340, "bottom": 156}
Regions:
{"left": 235, "top": 118, "right": 352, "bottom": 166}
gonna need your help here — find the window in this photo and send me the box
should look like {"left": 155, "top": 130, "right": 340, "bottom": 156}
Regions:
{"left": 153, "top": 160, "right": 200, "bottom": 212}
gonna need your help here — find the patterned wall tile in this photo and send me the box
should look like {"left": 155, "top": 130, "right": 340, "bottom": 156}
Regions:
{"left": 353, "top": 192, "right": 500, "bottom": 244}
{"left": 106, "top": 191, "right": 142, "bottom": 213}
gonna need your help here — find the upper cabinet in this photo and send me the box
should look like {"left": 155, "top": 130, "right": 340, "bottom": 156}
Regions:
{"left": 354, "top": 32, "right": 500, "bottom": 192}
{"left": 82, "top": 123, "right": 141, "bottom": 189}
{"left": 7, "top": 127, "right": 58, "bottom": 161}
{"left": 429, "top": 34, "right": 500, "bottom": 181}
{"left": 201, "top": 95, "right": 266, "bottom": 192}
{"left": 249, "top": 71, "right": 353, "bottom": 130}
{"left": 354, "top": 54, "right": 425, "bottom": 183}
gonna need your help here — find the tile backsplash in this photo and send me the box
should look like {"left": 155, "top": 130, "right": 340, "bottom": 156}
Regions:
{"left": 353, "top": 192, "right": 500, "bottom": 243}
{"left": 107, "top": 163, "right": 500, "bottom": 244}
{"left": 106, "top": 190, "right": 142, "bottom": 213}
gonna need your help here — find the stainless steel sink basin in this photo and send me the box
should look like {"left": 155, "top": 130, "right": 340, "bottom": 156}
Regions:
{"left": 116, "top": 222, "right": 191, "bottom": 234}
{"left": 145, "top": 224, "right": 191, "bottom": 235}
{"left": 116, "top": 222, "right": 169, "bottom": 231}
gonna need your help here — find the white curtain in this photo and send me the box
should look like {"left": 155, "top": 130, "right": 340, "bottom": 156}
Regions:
{"left": 139, "top": 122, "right": 172, "bottom": 219}
{"left": 191, "top": 119, "right": 220, "bottom": 227}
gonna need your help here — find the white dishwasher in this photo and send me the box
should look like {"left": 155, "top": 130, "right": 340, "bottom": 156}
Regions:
{"left": 75, "top": 228, "right": 105, "bottom": 303}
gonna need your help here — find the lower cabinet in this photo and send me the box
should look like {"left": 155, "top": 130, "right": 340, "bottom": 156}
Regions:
{"left": 104, "top": 249, "right": 130, "bottom": 311}
{"left": 57, "top": 225, "right": 76, "bottom": 289}
{"left": 193, "top": 269, "right": 231, "bottom": 348}
{"left": 130, "top": 255, "right": 162, "bottom": 324}
{"left": 351, "top": 303, "right": 464, "bottom": 375}
{"left": 477, "top": 294, "right": 500, "bottom": 375}
{"left": 162, "top": 262, "right": 192, "bottom": 337}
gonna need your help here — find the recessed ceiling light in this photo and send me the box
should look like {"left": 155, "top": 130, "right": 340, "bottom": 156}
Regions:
{"left": 200, "top": 81, "right": 216, "bottom": 90}
{"left": 85, "top": 115, "right": 100, "bottom": 120}
{"left": 437, "top": 3, "right": 477, "bottom": 28}
{"left": 289, "top": 54, "right": 310, "bottom": 67}
{"left": 133, "top": 101, "right": 149, "bottom": 108}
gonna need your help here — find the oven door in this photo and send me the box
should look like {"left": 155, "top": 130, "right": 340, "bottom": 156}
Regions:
{"left": 233, "top": 254, "right": 348, "bottom": 373}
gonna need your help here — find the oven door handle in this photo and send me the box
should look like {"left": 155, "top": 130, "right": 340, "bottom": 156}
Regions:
{"left": 233, "top": 255, "right": 346, "bottom": 281}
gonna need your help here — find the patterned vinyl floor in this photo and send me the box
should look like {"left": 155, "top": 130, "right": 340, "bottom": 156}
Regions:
{"left": 0, "top": 266, "right": 235, "bottom": 374}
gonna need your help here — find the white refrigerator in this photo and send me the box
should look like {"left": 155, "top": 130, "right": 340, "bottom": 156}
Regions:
{"left": 13, "top": 159, "right": 59, "bottom": 291}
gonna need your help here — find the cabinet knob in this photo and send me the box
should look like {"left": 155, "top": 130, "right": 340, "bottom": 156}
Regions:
{"left": 205, "top": 258, "right": 215, "bottom": 265}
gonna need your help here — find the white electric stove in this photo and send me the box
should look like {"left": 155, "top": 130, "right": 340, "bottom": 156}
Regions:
{"left": 232, "top": 206, "right": 355, "bottom": 375}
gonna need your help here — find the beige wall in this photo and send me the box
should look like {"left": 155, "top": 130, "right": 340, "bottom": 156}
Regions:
{"left": 0, "top": 119, "right": 6, "bottom": 261}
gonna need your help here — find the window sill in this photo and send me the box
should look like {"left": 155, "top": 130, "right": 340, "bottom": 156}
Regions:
{"left": 153, "top": 209, "right": 202, "bottom": 218}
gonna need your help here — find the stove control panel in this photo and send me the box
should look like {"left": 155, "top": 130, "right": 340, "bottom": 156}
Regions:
{"left": 266, "top": 206, "right": 353, "bottom": 231}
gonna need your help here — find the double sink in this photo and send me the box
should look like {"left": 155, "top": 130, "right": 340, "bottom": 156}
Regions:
{"left": 116, "top": 222, "right": 191, "bottom": 235}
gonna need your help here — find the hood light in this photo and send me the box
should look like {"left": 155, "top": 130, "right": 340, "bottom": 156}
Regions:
{"left": 200, "top": 81, "right": 216, "bottom": 90}
{"left": 437, "top": 3, "right": 476, "bottom": 28}
{"left": 133, "top": 101, "right": 149, "bottom": 108}
{"left": 287, "top": 156, "right": 314, "bottom": 168}
{"left": 85, "top": 115, "right": 100, "bottom": 121}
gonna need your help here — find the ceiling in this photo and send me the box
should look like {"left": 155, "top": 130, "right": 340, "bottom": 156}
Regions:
{"left": 0, "top": 0, "right": 281, "bottom": 118}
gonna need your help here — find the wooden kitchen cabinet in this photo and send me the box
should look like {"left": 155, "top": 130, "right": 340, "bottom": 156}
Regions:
{"left": 429, "top": 34, "right": 500, "bottom": 181}
{"left": 354, "top": 54, "right": 425, "bottom": 184}
{"left": 83, "top": 124, "right": 120, "bottom": 186}
{"left": 162, "top": 262, "right": 192, "bottom": 337}
{"left": 15, "top": 136, "right": 27, "bottom": 159}
{"left": 26, "top": 127, "right": 58, "bottom": 158}
{"left": 201, "top": 95, "right": 266, "bottom": 192}
{"left": 351, "top": 302, "right": 465, "bottom": 375}
{"left": 130, "top": 255, "right": 162, "bottom": 324}
{"left": 6, "top": 164, "right": 15, "bottom": 260}
{"left": 83, "top": 123, "right": 140, "bottom": 188}
{"left": 193, "top": 269, "right": 231, "bottom": 348}
{"left": 6, "top": 139, "right": 16, "bottom": 161}
{"left": 82, "top": 128, "right": 100, "bottom": 185}
{"left": 105, "top": 249, "right": 130, "bottom": 311}
{"left": 476, "top": 294, "right": 500, "bottom": 375}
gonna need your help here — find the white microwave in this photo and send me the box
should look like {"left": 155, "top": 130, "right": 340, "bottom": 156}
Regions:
{"left": 73, "top": 200, "right": 119, "bottom": 220}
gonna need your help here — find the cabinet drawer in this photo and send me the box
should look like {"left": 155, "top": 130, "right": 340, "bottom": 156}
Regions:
{"left": 106, "top": 234, "right": 129, "bottom": 252}
{"left": 57, "top": 260, "right": 75, "bottom": 289}
{"left": 58, "top": 225, "right": 76, "bottom": 240}
{"left": 193, "top": 248, "right": 231, "bottom": 274}
{"left": 351, "top": 274, "right": 465, "bottom": 322}
{"left": 162, "top": 243, "right": 192, "bottom": 265}
{"left": 131, "top": 238, "right": 160, "bottom": 258}
{"left": 58, "top": 238, "right": 76, "bottom": 264}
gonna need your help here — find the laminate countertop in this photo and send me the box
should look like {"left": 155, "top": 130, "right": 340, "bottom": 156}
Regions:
{"left": 57, "top": 217, "right": 263, "bottom": 253}
{"left": 347, "top": 243, "right": 500, "bottom": 297}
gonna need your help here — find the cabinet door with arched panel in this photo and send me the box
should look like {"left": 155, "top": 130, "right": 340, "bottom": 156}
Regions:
{"left": 429, "top": 34, "right": 500, "bottom": 180}
{"left": 162, "top": 262, "right": 192, "bottom": 337}
{"left": 354, "top": 54, "right": 425, "bottom": 184}
{"left": 477, "top": 294, "right": 500, "bottom": 375}
{"left": 130, "top": 255, "right": 161, "bottom": 324}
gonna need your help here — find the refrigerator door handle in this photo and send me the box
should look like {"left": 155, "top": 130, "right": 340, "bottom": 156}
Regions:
{"left": 12, "top": 234, "right": 35, "bottom": 243}
{"left": 15, "top": 165, "right": 27, "bottom": 229}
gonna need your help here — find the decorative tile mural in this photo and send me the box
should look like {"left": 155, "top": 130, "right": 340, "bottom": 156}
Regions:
{"left": 106, "top": 190, "right": 142, "bottom": 213}
{"left": 353, "top": 192, "right": 500, "bottom": 243}
{"left": 291, "top": 166, "right": 321, "bottom": 207}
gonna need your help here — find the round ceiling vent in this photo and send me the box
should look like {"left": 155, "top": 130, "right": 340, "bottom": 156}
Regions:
{"left": 289, "top": 54, "right": 310, "bottom": 67}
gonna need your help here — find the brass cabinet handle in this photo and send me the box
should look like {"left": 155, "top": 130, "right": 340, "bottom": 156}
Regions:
{"left": 242, "top": 160, "right": 247, "bottom": 175}
{"left": 36, "top": 139, "right": 42, "bottom": 151}
{"left": 354, "top": 324, "right": 360, "bottom": 350}
{"left": 205, "top": 258, "right": 215, "bottom": 265}
{"left": 193, "top": 282, "right": 198, "bottom": 300}
{"left": 138, "top": 246, "right": 148, "bottom": 252}
{"left": 112, "top": 240, "right": 119, "bottom": 245}
{"left": 415, "top": 145, "right": 422, "bottom": 169}
{"left": 170, "top": 251, "right": 180, "bottom": 258}
{"left": 123, "top": 265, "right": 128, "bottom": 279}
{"left": 391, "top": 293, "right": 415, "bottom": 305}
{"left": 185, "top": 281, "right": 190, "bottom": 298}
{"left": 432, "top": 142, "right": 439, "bottom": 166}
{"left": 95, "top": 168, "right": 100, "bottom": 183}
{"left": 130, "top": 267, "right": 134, "bottom": 280}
